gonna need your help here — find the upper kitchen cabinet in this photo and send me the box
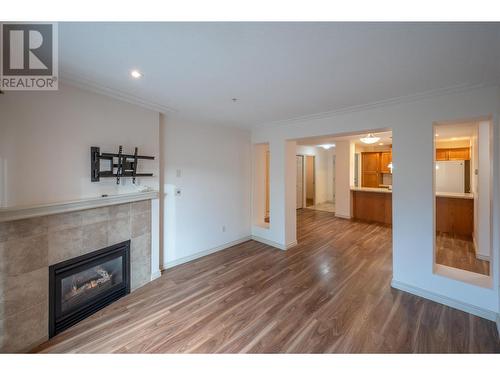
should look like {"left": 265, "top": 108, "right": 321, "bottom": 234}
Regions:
{"left": 361, "top": 152, "right": 380, "bottom": 188}
{"left": 448, "top": 147, "right": 470, "bottom": 160}
{"left": 435, "top": 148, "right": 448, "bottom": 161}
{"left": 435, "top": 147, "right": 470, "bottom": 161}
{"left": 380, "top": 152, "right": 392, "bottom": 173}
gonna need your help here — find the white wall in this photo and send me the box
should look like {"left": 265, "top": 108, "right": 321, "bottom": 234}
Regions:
{"left": 252, "top": 85, "right": 500, "bottom": 317}
{"left": 334, "top": 140, "right": 354, "bottom": 219}
{"left": 252, "top": 143, "right": 269, "bottom": 227}
{"left": 161, "top": 116, "right": 252, "bottom": 268}
{"left": 0, "top": 83, "right": 160, "bottom": 207}
{"left": 472, "top": 125, "right": 479, "bottom": 251}
{"left": 476, "top": 121, "right": 493, "bottom": 260}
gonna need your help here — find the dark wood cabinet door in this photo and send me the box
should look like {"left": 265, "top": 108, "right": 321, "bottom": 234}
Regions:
{"left": 380, "top": 151, "right": 392, "bottom": 173}
{"left": 362, "top": 152, "right": 380, "bottom": 187}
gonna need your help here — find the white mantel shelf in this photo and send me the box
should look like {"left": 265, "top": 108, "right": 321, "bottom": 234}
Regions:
{"left": 0, "top": 191, "right": 159, "bottom": 222}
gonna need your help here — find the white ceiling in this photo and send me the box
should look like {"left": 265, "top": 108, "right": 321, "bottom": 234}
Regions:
{"left": 59, "top": 22, "right": 500, "bottom": 128}
{"left": 435, "top": 122, "right": 476, "bottom": 141}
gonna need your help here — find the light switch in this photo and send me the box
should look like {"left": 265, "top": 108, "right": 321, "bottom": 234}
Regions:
{"left": 176, "top": 169, "right": 182, "bottom": 178}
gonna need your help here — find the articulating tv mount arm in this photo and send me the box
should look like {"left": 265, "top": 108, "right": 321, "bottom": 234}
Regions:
{"left": 91, "top": 146, "right": 154, "bottom": 184}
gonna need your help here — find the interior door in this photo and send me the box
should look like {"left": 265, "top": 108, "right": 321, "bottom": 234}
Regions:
{"left": 296, "top": 155, "right": 304, "bottom": 209}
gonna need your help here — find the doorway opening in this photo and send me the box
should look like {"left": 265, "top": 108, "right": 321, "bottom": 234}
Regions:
{"left": 433, "top": 120, "right": 492, "bottom": 281}
{"left": 295, "top": 130, "right": 392, "bottom": 217}
{"left": 292, "top": 129, "right": 393, "bottom": 272}
{"left": 296, "top": 143, "right": 334, "bottom": 213}
{"left": 252, "top": 143, "right": 270, "bottom": 228}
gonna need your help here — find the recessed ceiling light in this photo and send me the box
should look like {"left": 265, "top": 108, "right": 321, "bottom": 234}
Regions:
{"left": 130, "top": 70, "right": 143, "bottom": 79}
{"left": 435, "top": 133, "right": 439, "bottom": 137}
{"left": 378, "top": 143, "right": 384, "bottom": 146}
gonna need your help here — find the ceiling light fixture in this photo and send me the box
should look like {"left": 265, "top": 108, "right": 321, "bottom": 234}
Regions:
{"left": 318, "top": 144, "right": 335, "bottom": 150}
{"left": 360, "top": 134, "right": 380, "bottom": 144}
{"left": 130, "top": 70, "right": 143, "bottom": 79}
{"left": 378, "top": 143, "right": 384, "bottom": 146}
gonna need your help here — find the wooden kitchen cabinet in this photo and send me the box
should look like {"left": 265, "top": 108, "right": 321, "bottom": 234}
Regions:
{"left": 361, "top": 152, "right": 380, "bottom": 188}
{"left": 436, "top": 196, "right": 473, "bottom": 238}
{"left": 435, "top": 148, "right": 448, "bottom": 161}
{"left": 436, "top": 147, "right": 470, "bottom": 161}
{"left": 447, "top": 147, "right": 470, "bottom": 160}
{"left": 352, "top": 190, "right": 392, "bottom": 225}
{"left": 380, "top": 152, "right": 392, "bottom": 173}
{"left": 361, "top": 151, "right": 392, "bottom": 187}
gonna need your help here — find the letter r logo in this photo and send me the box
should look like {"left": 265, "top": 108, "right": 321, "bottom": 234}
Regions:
{"left": 2, "top": 23, "right": 53, "bottom": 76}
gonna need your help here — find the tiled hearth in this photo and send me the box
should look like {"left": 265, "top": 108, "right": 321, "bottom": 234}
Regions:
{"left": 0, "top": 200, "right": 152, "bottom": 353}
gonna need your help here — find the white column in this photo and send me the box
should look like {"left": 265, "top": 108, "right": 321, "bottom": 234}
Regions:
{"left": 334, "top": 140, "right": 353, "bottom": 219}
{"left": 150, "top": 197, "right": 161, "bottom": 280}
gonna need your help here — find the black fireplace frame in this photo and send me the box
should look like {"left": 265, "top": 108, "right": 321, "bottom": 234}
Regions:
{"left": 49, "top": 240, "right": 131, "bottom": 338}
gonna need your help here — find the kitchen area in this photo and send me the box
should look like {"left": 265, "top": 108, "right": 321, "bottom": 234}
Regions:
{"left": 349, "top": 123, "right": 491, "bottom": 276}
{"left": 351, "top": 132, "right": 394, "bottom": 225}
{"left": 294, "top": 122, "right": 491, "bottom": 277}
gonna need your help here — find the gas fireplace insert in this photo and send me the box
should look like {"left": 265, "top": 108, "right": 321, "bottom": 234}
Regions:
{"left": 49, "top": 240, "right": 130, "bottom": 337}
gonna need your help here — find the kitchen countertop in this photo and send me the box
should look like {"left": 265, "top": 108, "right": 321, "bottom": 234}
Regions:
{"left": 351, "top": 187, "right": 473, "bottom": 199}
{"left": 436, "top": 192, "right": 474, "bottom": 199}
{"left": 350, "top": 187, "right": 392, "bottom": 194}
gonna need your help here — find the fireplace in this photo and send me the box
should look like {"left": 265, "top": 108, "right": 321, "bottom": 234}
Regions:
{"left": 49, "top": 240, "right": 131, "bottom": 337}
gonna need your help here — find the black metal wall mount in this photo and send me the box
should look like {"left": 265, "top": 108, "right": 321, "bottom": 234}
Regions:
{"left": 91, "top": 146, "right": 154, "bottom": 184}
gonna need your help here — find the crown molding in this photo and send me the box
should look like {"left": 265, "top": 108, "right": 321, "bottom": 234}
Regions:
{"left": 254, "top": 82, "right": 498, "bottom": 130}
{"left": 60, "top": 72, "right": 177, "bottom": 115}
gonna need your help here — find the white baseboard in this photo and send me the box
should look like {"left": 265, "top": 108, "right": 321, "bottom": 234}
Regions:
{"left": 391, "top": 279, "right": 497, "bottom": 321}
{"left": 150, "top": 270, "right": 162, "bottom": 281}
{"left": 472, "top": 236, "right": 490, "bottom": 261}
{"left": 476, "top": 253, "right": 491, "bottom": 261}
{"left": 497, "top": 314, "right": 500, "bottom": 337}
{"left": 251, "top": 235, "right": 297, "bottom": 250}
{"left": 162, "top": 236, "right": 251, "bottom": 270}
{"left": 335, "top": 213, "right": 351, "bottom": 220}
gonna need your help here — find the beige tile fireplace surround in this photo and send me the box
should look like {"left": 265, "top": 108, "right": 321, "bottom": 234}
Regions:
{"left": 0, "top": 199, "right": 153, "bottom": 353}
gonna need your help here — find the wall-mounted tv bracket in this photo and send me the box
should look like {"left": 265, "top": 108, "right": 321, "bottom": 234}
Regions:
{"left": 91, "top": 146, "right": 154, "bottom": 184}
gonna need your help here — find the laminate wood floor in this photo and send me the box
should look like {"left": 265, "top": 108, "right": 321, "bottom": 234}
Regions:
{"left": 436, "top": 233, "right": 490, "bottom": 276}
{"left": 35, "top": 209, "right": 500, "bottom": 353}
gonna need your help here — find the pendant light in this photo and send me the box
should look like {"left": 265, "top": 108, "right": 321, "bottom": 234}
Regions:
{"left": 360, "top": 133, "right": 381, "bottom": 144}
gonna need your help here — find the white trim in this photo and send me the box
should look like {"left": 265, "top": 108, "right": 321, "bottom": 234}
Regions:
{"left": 254, "top": 83, "right": 492, "bottom": 129}
{"left": 497, "top": 314, "right": 500, "bottom": 338}
{"left": 150, "top": 198, "right": 161, "bottom": 281}
{"left": 250, "top": 235, "right": 293, "bottom": 250}
{"left": 0, "top": 191, "right": 159, "bottom": 222}
{"left": 335, "top": 213, "right": 352, "bottom": 220}
{"left": 162, "top": 236, "right": 251, "bottom": 269}
{"left": 60, "top": 73, "right": 176, "bottom": 114}
{"left": 434, "top": 263, "right": 492, "bottom": 289}
{"left": 473, "top": 235, "right": 479, "bottom": 257}
{"left": 391, "top": 279, "right": 497, "bottom": 321}
{"left": 150, "top": 270, "right": 162, "bottom": 281}
{"left": 476, "top": 253, "right": 491, "bottom": 261}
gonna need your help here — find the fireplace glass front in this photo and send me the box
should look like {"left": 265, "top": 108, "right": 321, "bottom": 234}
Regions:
{"left": 49, "top": 240, "right": 130, "bottom": 337}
